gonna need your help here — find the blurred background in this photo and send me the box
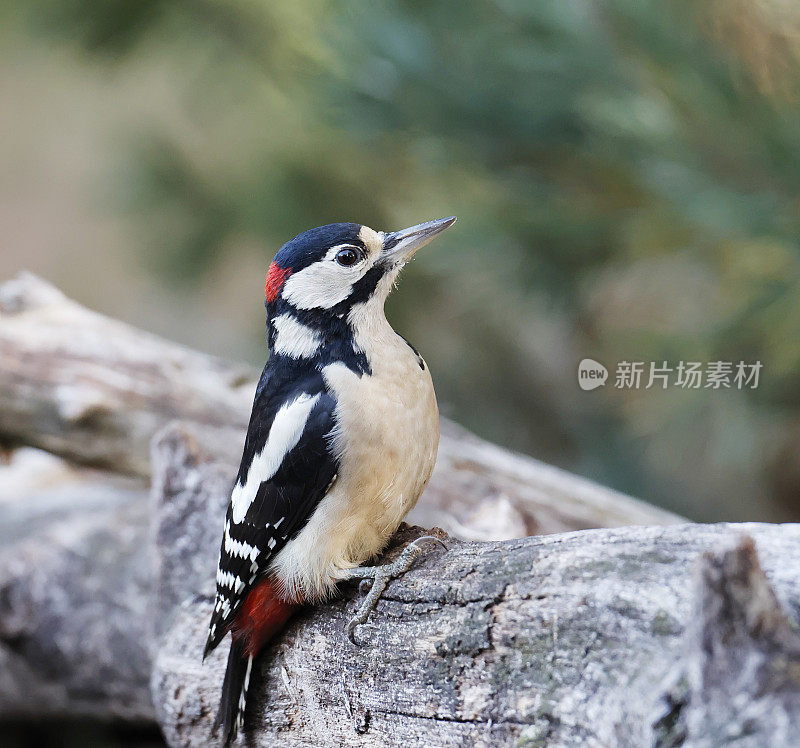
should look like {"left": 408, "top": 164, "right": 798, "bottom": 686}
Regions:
{"left": 2, "top": 0, "right": 800, "bottom": 526}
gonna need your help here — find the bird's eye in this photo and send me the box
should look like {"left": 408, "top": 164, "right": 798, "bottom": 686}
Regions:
{"left": 335, "top": 247, "right": 360, "bottom": 267}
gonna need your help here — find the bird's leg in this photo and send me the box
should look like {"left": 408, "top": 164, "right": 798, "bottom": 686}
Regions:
{"left": 341, "top": 535, "right": 446, "bottom": 645}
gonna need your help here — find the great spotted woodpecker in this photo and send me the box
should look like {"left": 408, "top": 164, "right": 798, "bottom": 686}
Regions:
{"left": 204, "top": 217, "right": 456, "bottom": 744}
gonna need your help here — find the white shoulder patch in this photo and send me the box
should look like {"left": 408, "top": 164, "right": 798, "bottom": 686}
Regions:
{"left": 231, "top": 392, "right": 321, "bottom": 524}
{"left": 272, "top": 313, "right": 322, "bottom": 358}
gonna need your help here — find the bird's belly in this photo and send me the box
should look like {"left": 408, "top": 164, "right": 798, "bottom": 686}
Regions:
{"left": 269, "top": 350, "right": 439, "bottom": 601}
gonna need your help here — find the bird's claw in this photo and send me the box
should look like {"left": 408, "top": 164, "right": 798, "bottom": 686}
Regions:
{"left": 344, "top": 535, "right": 446, "bottom": 645}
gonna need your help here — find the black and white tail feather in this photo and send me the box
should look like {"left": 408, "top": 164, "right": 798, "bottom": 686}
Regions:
{"left": 213, "top": 639, "right": 254, "bottom": 746}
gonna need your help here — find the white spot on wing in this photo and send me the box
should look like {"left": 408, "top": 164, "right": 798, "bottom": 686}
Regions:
{"left": 224, "top": 521, "right": 259, "bottom": 560}
{"left": 272, "top": 314, "right": 322, "bottom": 358}
{"left": 216, "top": 569, "right": 240, "bottom": 589}
{"left": 230, "top": 539, "right": 254, "bottom": 561}
{"left": 231, "top": 393, "right": 321, "bottom": 523}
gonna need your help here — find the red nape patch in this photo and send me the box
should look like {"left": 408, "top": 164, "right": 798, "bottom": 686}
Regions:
{"left": 264, "top": 262, "right": 292, "bottom": 303}
{"left": 230, "top": 577, "right": 300, "bottom": 655}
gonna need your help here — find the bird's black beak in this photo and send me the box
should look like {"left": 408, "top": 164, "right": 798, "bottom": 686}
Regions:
{"left": 382, "top": 216, "right": 456, "bottom": 265}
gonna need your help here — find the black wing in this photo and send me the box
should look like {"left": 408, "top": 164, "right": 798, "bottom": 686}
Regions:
{"left": 204, "top": 368, "right": 337, "bottom": 656}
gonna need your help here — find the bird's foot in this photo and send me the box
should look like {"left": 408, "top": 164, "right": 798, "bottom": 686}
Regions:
{"left": 342, "top": 535, "right": 447, "bottom": 645}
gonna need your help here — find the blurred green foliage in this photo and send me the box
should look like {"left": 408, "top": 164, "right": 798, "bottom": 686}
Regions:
{"left": 6, "top": 0, "right": 800, "bottom": 520}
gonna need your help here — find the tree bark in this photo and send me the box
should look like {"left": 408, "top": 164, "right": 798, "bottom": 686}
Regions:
{"left": 2, "top": 406, "right": 800, "bottom": 746}
{"left": 149, "top": 426, "right": 800, "bottom": 747}
{"left": 0, "top": 448, "right": 153, "bottom": 721}
{"left": 0, "top": 272, "right": 681, "bottom": 540}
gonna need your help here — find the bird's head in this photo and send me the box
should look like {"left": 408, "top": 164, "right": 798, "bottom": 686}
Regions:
{"left": 263, "top": 217, "right": 455, "bottom": 366}
{"left": 264, "top": 217, "right": 455, "bottom": 317}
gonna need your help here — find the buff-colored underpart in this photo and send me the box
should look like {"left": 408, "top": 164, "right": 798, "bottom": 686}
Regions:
{"left": 269, "top": 271, "right": 440, "bottom": 602}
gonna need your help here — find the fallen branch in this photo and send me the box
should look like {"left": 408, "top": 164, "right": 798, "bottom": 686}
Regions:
{"left": 9, "top": 273, "right": 787, "bottom": 745}
{"left": 0, "top": 448, "right": 152, "bottom": 721}
{"left": 2, "top": 427, "right": 798, "bottom": 746}
{"left": 149, "top": 428, "right": 800, "bottom": 747}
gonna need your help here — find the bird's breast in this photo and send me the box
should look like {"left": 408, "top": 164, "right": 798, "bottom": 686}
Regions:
{"left": 268, "top": 321, "right": 439, "bottom": 601}
{"left": 323, "top": 332, "right": 440, "bottom": 516}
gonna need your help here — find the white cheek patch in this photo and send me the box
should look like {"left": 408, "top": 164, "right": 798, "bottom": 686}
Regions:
{"left": 231, "top": 393, "right": 321, "bottom": 523}
{"left": 282, "top": 244, "right": 369, "bottom": 310}
{"left": 272, "top": 313, "right": 322, "bottom": 358}
{"left": 282, "top": 264, "right": 352, "bottom": 310}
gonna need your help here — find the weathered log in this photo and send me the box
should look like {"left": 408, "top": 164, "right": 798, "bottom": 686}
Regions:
{"left": 651, "top": 535, "right": 800, "bottom": 747}
{"left": 0, "top": 273, "right": 253, "bottom": 476}
{"left": 11, "top": 273, "right": 794, "bottom": 746}
{"left": 0, "top": 448, "right": 153, "bottom": 721}
{"left": 148, "top": 428, "right": 800, "bottom": 747}
{"left": 3, "top": 429, "right": 799, "bottom": 747}
{"left": 0, "top": 273, "right": 681, "bottom": 538}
